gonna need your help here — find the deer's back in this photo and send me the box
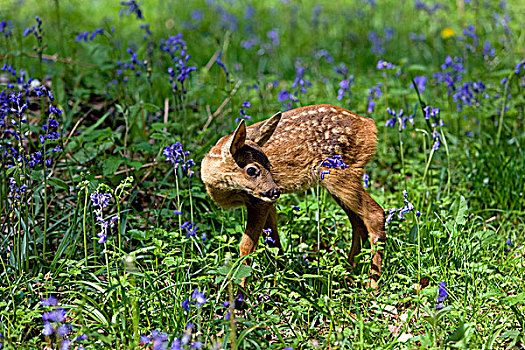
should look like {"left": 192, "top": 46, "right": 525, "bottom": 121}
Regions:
{"left": 255, "top": 104, "right": 377, "bottom": 193}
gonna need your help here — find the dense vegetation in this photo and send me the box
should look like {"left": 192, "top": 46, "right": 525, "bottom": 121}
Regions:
{"left": 1, "top": 0, "right": 524, "bottom": 348}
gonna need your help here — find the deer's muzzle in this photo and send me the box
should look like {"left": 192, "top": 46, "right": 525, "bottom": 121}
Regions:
{"left": 259, "top": 188, "right": 281, "bottom": 201}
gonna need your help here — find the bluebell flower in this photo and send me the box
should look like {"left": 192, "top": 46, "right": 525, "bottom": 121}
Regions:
{"left": 181, "top": 298, "right": 190, "bottom": 311}
{"left": 412, "top": 76, "right": 427, "bottom": 92}
{"left": 140, "top": 334, "right": 151, "bottom": 345}
{"left": 161, "top": 34, "right": 197, "bottom": 94}
{"left": 318, "top": 155, "right": 349, "bottom": 180}
{"left": 515, "top": 61, "right": 525, "bottom": 75}
{"left": 277, "top": 90, "right": 291, "bottom": 102}
{"left": 368, "top": 31, "right": 385, "bottom": 55}
{"left": 292, "top": 62, "right": 311, "bottom": 94}
{"left": 236, "top": 101, "right": 251, "bottom": 123}
{"left": 42, "top": 322, "right": 54, "bottom": 336}
{"left": 241, "top": 37, "right": 258, "bottom": 50}
{"left": 263, "top": 228, "right": 275, "bottom": 245}
{"left": 119, "top": 0, "right": 143, "bottom": 19}
{"left": 315, "top": 49, "right": 334, "bottom": 63}
{"left": 414, "top": 0, "right": 444, "bottom": 14}
{"left": 433, "top": 56, "right": 464, "bottom": 93}
{"left": 191, "top": 10, "right": 204, "bottom": 21}
{"left": 191, "top": 289, "right": 207, "bottom": 306}
{"left": 41, "top": 296, "right": 58, "bottom": 307}
{"left": 90, "top": 193, "right": 111, "bottom": 208}
{"left": 386, "top": 190, "right": 421, "bottom": 224}
{"left": 409, "top": 32, "right": 426, "bottom": 41}
{"left": 0, "top": 20, "right": 13, "bottom": 38}
{"left": 164, "top": 142, "right": 194, "bottom": 176}
{"left": 367, "top": 83, "right": 382, "bottom": 113}
{"left": 266, "top": 28, "right": 280, "bottom": 47}
{"left": 215, "top": 52, "right": 229, "bottom": 77}
{"left": 435, "top": 281, "right": 448, "bottom": 309}
{"left": 377, "top": 60, "right": 396, "bottom": 70}
{"left": 336, "top": 75, "right": 354, "bottom": 101}
{"left": 180, "top": 221, "right": 199, "bottom": 237}
{"left": 482, "top": 40, "right": 495, "bottom": 57}
{"left": 76, "top": 334, "right": 88, "bottom": 341}
{"left": 363, "top": 173, "right": 370, "bottom": 188}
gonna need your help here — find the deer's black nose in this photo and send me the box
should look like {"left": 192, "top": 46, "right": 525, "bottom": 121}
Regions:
{"left": 260, "top": 188, "right": 281, "bottom": 200}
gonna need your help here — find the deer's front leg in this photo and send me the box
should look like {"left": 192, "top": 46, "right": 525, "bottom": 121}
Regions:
{"left": 239, "top": 199, "right": 272, "bottom": 288}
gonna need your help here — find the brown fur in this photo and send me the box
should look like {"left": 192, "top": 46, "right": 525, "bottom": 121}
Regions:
{"left": 201, "top": 104, "right": 385, "bottom": 289}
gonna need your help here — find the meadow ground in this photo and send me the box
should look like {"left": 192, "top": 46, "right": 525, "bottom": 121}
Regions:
{"left": 0, "top": 0, "right": 524, "bottom": 348}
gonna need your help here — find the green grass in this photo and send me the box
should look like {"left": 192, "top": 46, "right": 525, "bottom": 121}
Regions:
{"left": 0, "top": 0, "right": 524, "bottom": 348}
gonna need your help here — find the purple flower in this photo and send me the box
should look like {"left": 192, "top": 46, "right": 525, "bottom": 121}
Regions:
{"left": 41, "top": 296, "right": 58, "bottom": 307}
{"left": 181, "top": 298, "right": 190, "bottom": 311}
{"left": 435, "top": 281, "right": 449, "bottom": 309}
{"left": 140, "top": 334, "right": 151, "bottom": 345}
{"left": 482, "top": 40, "right": 495, "bottom": 57}
{"left": 236, "top": 101, "right": 252, "bottom": 123}
{"left": 386, "top": 190, "right": 421, "bottom": 223}
{"left": 277, "top": 90, "right": 291, "bottom": 102}
{"left": 315, "top": 49, "right": 334, "bottom": 63}
{"left": 42, "top": 322, "right": 54, "bottom": 336}
{"left": 164, "top": 142, "right": 194, "bottom": 175}
{"left": 363, "top": 173, "right": 370, "bottom": 188}
{"left": 216, "top": 52, "right": 229, "bottom": 77}
{"left": 90, "top": 193, "right": 112, "bottom": 208}
{"left": 318, "top": 155, "right": 348, "bottom": 180}
{"left": 191, "top": 289, "right": 207, "bottom": 306}
{"left": 366, "top": 83, "right": 382, "bottom": 113}
{"left": 292, "top": 62, "right": 311, "bottom": 94}
{"left": 368, "top": 31, "right": 385, "bottom": 55}
{"left": 263, "top": 228, "right": 275, "bottom": 245}
{"left": 0, "top": 20, "right": 13, "bottom": 38}
{"left": 180, "top": 221, "right": 199, "bottom": 237}
{"left": 266, "top": 28, "right": 280, "bottom": 46}
{"left": 412, "top": 76, "right": 427, "bottom": 93}
{"left": 337, "top": 76, "right": 354, "bottom": 101}
{"left": 120, "top": 0, "right": 143, "bottom": 19}
{"left": 377, "top": 60, "right": 396, "bottom": 70}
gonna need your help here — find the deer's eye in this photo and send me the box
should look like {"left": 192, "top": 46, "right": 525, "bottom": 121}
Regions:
{"left": 246, "top": 166, "right": 259, "bottom": 177}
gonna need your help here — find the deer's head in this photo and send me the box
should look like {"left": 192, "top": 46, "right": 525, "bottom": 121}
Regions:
{"left": 201, "top": 112, "right": 282, "bottom": 208}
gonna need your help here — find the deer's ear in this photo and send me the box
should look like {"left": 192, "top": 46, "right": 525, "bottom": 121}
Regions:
{"left": 230, "top": 120, "right": 246, "bottom": 155}
{"left": 252, "top": 111, "right": 282, "bottom": 147}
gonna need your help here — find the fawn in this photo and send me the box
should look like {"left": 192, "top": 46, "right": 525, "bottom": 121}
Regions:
{"left": 201, "top": 104, "right": 386, "bottom": 289}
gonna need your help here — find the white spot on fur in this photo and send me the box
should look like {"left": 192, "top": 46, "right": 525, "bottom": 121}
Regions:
{"left": 330, "top": 107, "right": 337, "bottom": 112}
{"left": 308, "top": 110, "right": 316, "bottom": 115}
{"left": 342, "top": 110, "right": 350, "bottom": 116}
{"left": 324, "top": 131, "right": 331, "bottom": 139}
{"left": 318, "top": 107, "right": 327, "bottom": 112}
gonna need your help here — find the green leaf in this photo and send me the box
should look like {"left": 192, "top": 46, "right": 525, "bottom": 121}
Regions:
{"left": 407, "top": 64, "right": 428, "bottom": 73}
{"left": 455, "top": 196, "right": 468, "bottom": 226}
{"left": 142, "top": 103, "right": 160, "bottom": 113}
{"left": 233, "top": 265, "right": 252, "bottom": 280}
{"left": 129, "top": 229, "right": 152, "bottom": 240}
{"left": 48, "top": 177, "right": 69, "bottom": 191}
{"left": 103, "top": 157, "right": 124, "bottom": 176}
{"left": 407, "top": 224, "right": 418, "bottom": 244}
{"left": 446, "top": 321, "right": 466, "bottom": 343}
{"left": 504, "top": 293, "right": 525, "bottom": 306}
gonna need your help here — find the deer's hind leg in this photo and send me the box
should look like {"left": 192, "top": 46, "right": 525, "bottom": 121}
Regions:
{"left": 323, "top": 172, "right": 386, "bottom": 288}
{"left": 332, "top": 196, "right": 367, "bottom": 268}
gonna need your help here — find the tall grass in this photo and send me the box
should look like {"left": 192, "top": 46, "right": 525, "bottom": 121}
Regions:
{"left": 0, "top": 0, "right": 524, "bottom": 348}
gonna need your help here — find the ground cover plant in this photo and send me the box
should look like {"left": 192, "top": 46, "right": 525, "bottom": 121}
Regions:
{"left": 1, "top": 0, "right": 524, "bottom": 348}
